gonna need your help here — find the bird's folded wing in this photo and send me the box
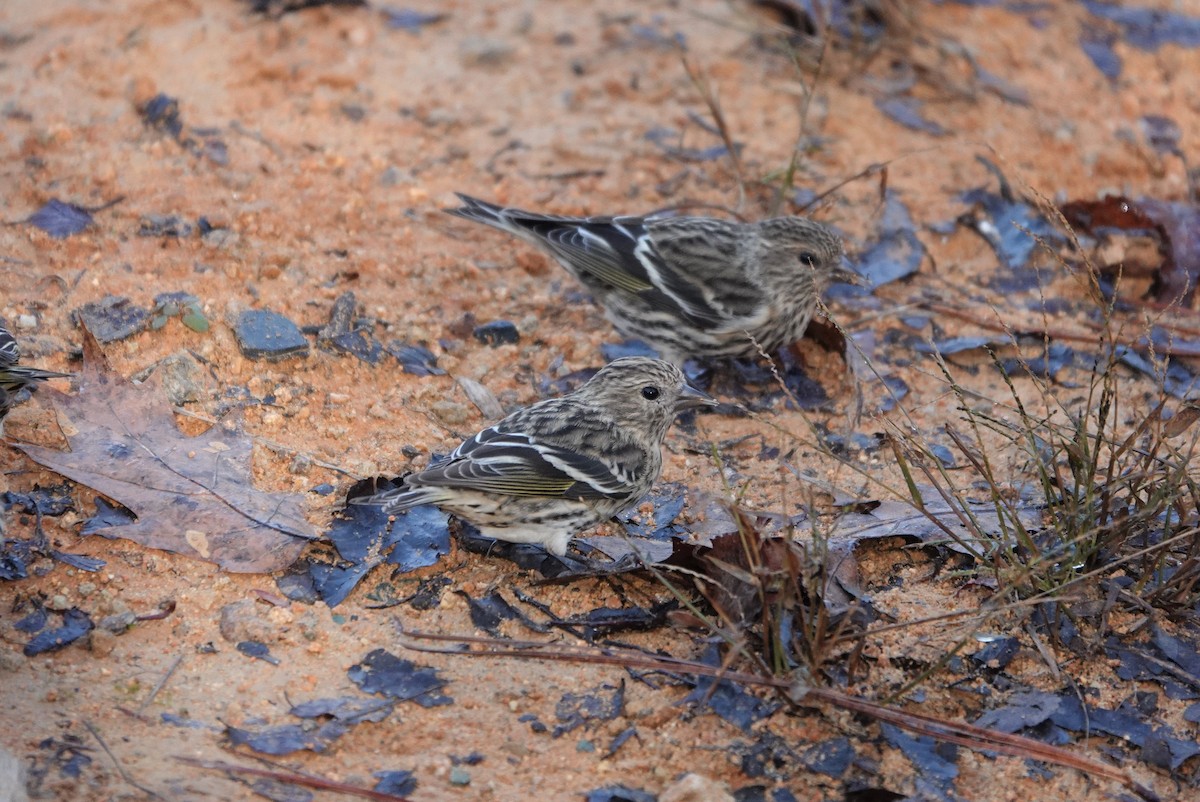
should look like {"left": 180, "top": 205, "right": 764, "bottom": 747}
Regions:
{"left": 0, "top": 330, "right": 20, "bottom": 366}
{"left": 521, "top": 218, "right": 733, "bottom": 329}
{"left": 647, "top": 220, "right": 769, "bottom": 327}
{"left": 417, "top": 429, "right": 635, "bottom": 500}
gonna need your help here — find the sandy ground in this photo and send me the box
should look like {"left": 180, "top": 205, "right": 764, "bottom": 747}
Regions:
{"left": 2, "top": 1, "right": 1199, "bottom": 800}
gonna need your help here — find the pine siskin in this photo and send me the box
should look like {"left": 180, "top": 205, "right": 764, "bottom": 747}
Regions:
{"left": 446, "top": 194, "right": 860, "bottom": 363}
{"left": 0, "top": 322, "right": 71, "bottom": 434}
{"left": 356, "top": 357, "right": 715, "bottom": 556}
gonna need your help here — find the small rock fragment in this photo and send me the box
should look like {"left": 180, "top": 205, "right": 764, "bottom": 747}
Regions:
{"left": 660, "top": 773, "right": 734, "bottom": 802}
{"left": 318, "top": 292, "right": 357, "bottom": 342}
{"left": 73, "top": 296, "right": 150, "bottom": 343}
{"left": 458, "top": 37, "right": 515, "bottom": 68}
{"left": 431, "top": 400, "right": 471, "bottom": 426}
{"left": 89, "top": 629, "right": 117, "bottom": 658}
{"left": 234, "top": 310, "right": 309, "bottom": 361}
{"left": 138, "top": 215, "right": 194, "bottom": 238}
{"left": 156, "top": 351, "right": 209, "bottom": 405}
{"left": 218, "top": 599, "right": 275, "bottom": 644}
{"left": 473, "top": 320, "right": 519, "bottom": 347}
{"left": 99, "top": 612, "right": 138, "bottom": 633}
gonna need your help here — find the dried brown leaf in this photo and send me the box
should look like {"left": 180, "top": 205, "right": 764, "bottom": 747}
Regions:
{"left": 15, "top": 330, "right": 315, "bottom": 572}
{"left": 1165, "top": 401, "right": 1200, "bottom": 438}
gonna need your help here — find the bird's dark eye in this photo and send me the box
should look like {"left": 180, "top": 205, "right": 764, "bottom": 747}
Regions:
{"left": 798, "top": 251, "right": 817, "bottom": 267}
{"left": 641, "top": 386, "right": 661, "bottom": 400}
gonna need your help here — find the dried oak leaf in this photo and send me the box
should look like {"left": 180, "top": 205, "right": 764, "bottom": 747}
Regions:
{"left": 15, "top": 330, "right": 315, "bottom": 572}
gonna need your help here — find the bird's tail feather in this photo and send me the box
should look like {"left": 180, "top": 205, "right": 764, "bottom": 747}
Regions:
{"left": 11, "top": 366, "right": 71, "bottom": 380}
{"left": 350, "top": 483, "right": 441, "bottom": 514}
{"left": 0, "top": 366, "right": 72, "bottom": 392}
{"left": 443, "top": 193, "right": 518, "bottom": 233}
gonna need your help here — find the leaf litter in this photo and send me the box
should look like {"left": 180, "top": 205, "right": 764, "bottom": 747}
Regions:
{"left": 15, "top": 329, "right": 316, "bottom": 573}
{"left": 312, "top": 478, "right": 451, "bottom": 606}
{"left": 22, "top": 608, "right": 94, "bottom": 657}
{"left": 348, "top": 647, "right": 453, "bottom": 707}
{"left": 1059, "top": 194, "right": 1200, "bottom": 307}
{"left": 957, "top": 156, "right": 1064, "bottom": 280}
{"left": 4, "top": 3, "right": 1195, "bottom": 797}
{"left": 224, "top": 695, "right": 396, "bottom": 758}
{"left": 25, "top": 199, "right": 97, "bottom": 239}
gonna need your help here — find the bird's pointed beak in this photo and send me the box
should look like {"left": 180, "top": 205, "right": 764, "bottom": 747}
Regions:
{"left": 834, "top": 254, "right": 869, "bottom": 287}
{"left": 676, "top": 383, "right": 718, "bottom": 411}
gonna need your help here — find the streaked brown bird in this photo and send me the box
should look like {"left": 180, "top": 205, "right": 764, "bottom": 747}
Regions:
{"left": 0, "top": 323, "right": 70, "bottom": 435}
{"left": 355, "top": 357, "right": 715, "bottom": 556}
{"left": 447, "top": 194, "right": 859, "bottom": 363}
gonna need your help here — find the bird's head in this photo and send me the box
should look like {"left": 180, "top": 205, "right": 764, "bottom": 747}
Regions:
{"left": 577, "top": 357, "right": 715, "bottom": 442}
{"left": 753, "top": 217, "right": 861, "bottom": 290}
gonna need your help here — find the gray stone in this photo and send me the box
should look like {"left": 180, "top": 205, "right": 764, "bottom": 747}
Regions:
{"left": 73, "top": 295, "right": 149, "bottom": 343}
{"left": 458, "top": 37, "right": 515, "bottom": 68}
{"left": 234, "top": 310, "right": 309, "bottom": 361}
{"left": 218, "top": 599, "right": 275, "bottom": 644}
{"left": 157, "top": 351, "right": 208, "bottom": 405}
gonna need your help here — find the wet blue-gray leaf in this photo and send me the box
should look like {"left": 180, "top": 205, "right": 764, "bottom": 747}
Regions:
{"left": 387, "top": 341, "right": 444, "bottom": 376}
{"left": 853, "top": 190, "right": 924, "bottom": 289}
{"left": 226, "top": 721, "right": 347, "bottom": 755}
{"left": 373, "top": 770, "right": 417, "bottom": 796}
{"left": 24, "top": 608, "right": 94, "bottom": 656}
{"left": 801, "top": 737, "right": 855, "bottom": 778}
{"left": 381, "top": 7, "right": 447, "bottom": 32}
{"left": 234, "top": 310, "right": 310, "bottom": 361}
{"left": 348, "top": 648, "right": 453, "bottom": 707}
{"left": 28, "top": 200, "right": 94, "bottom": 239}
{"left": 290, "top": 696, "right": 394, "bottom": 723}
{"left": 72, "top": 296, "right": 150, "bottom": 343}
{"left": 1084, "top": 0, "right": 1200, "bottom": 50}
{"left": 584, "top": 786, "right": 656, "bottom": 802}
{"left": 874, "top": 97, "right": 948, "bottom": 136}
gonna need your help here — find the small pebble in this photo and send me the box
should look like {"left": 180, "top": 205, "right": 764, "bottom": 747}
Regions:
{"left": 73, "top": 296, "right": 150, "bottom": 343}
{"left": 431, "top": 400, "right": 471, "bottom": 426}
{"left": 660, "top": 773, "right": 734, "bottom": 802}
{"left": 449, "top": 767, "right": 471, "bottom": 786}
{"left": 234, "top": 310, "right": 310, "bottom": 361}
{"left": 218, "top": 599, "right": 275, "bottom": 644}
{"left": 99, "top": 612, "right": 137, "bottom": 634}
{"left": 157, "top": 351, "right": 208, "bottom": 405}
{"left": 90, "top": 629, "right": 117, "bottom": 658}
{"left": 458, "top": 37, "right": 515, "bottom": 68}
{"left": 473, "top": 320, "right": 520, "bottom": 347}
{"left": 138, "top": 214, "right": 194, "bottom": 238}
{"left": 202, "top": 227, "right": 238, "bottom": 249}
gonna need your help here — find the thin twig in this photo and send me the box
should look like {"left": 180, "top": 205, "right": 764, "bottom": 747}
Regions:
{"left": 922, "top": 300, "right": 1200, "bottom": 358}
{"left": 680, "top": 55, "right": 746, "bottom": 211}
{"left": 229, "top": 120, "right": 283, "bottom": 158}
{"left": 83, "top": 719, "right": 169, "bottom": 802}
{"left": 394, "top": 625, "right": 1158, "bottom": 801}
{"left": 137, "top": 653, "right": 184, "bottom": 714}
{"left": 175, "top": 756, "right": 411, "bottom": 801}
